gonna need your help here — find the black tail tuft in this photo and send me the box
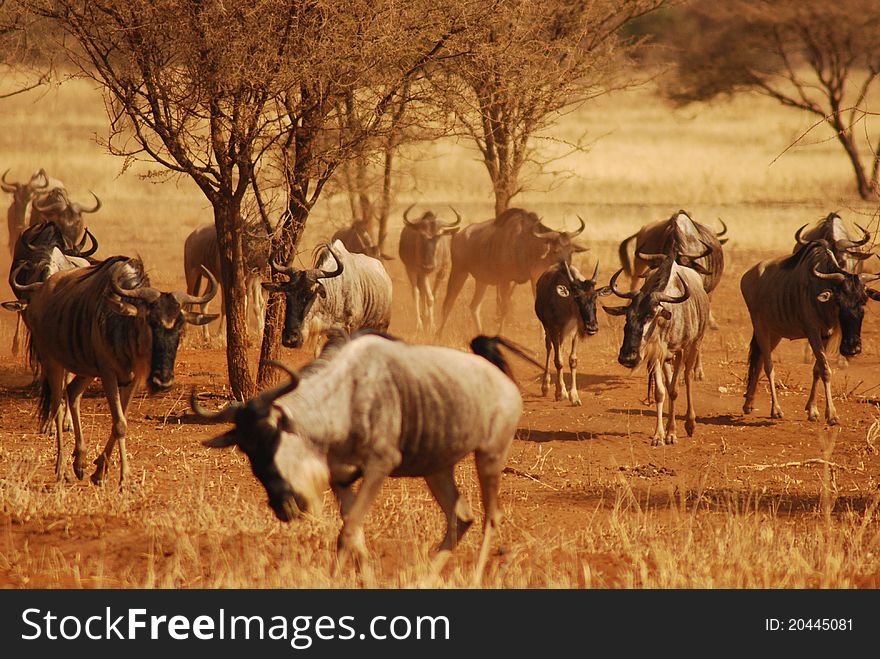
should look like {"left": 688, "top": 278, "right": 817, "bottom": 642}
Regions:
{"left": 618, "top": 232, "right": 639, "bottom": 278}
{"left": 470, "top": 335, "right": 543, "bottom": 380}
{"left": 746, "top": 333, "right": 761, "bottom": 389}
{"left": 37, "top": 376, "right": 52, "bottom": 427}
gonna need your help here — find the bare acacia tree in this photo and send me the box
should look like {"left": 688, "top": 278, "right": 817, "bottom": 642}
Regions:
{"left": 29, "top": 0, "right": 299, "bottom": 399}
{"left": 0, "top": 1, "right": 52, "bottom": 101}
{"left": 666, "top": 0, "right": 880, "bottom": 200}
{"left": 437, "top": 0, "right": 663, "bottom": 217}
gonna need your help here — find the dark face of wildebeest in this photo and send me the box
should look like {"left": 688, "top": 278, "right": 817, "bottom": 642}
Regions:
{"left": 602, "top": 260, "right": 691, "bottom": 369}
{"left": 194, "top": 362, "right": 328, "bottom": 520}
{"left": 402, "top": 205, "right": 461, "bottom": 272}
{"left": 261, "top": 245, "right": 344, "bottom": 349}
{"left": 810, "top": 247, "right": 880, "bottom": 357}
{"left": 109, "top": 263, "right": 218, "bottom": 392}
{"left": 560, "top": 261, "right": 609, "bottom": 336}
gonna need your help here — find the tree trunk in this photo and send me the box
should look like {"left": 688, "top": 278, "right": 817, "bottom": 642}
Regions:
{"left": 831, "top": 116, "right": 875, "bottom": 200}
{"left": 213, "top": 198, "right": 256, "bottom": 400}
{"left": 377, "top": 141, "right": 395, "bottom": 252}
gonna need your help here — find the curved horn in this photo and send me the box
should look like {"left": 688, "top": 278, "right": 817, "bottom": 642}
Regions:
{"left": 402, "top": 203, "right": 418, "bottom": 227}
{"left": 249, "top": 360, "right": 301, "bottom": 414}
{"left": 636, "top": 249, "right": 667, "bottom": 264}
{"left": 173, "top": 266, "right": 218, "bottom": 306}
{"left": 190, "top": 389, "right": 242, "bottom": 423}
{"left": 69, "top": 227, "right": 98, "bottom": 257}
{"left": 591, "top": 260, "right": 599, "bottom": 283}
{"left": 812, "top": 265, "right": 846, "bottom": 282}
{"left": 445, "top": 206, "right": 462, "bottom": 229}
{"left": 9, "top": 262, "right": 43, "bottom": 295}
{"left": 532, "top": 223, "right": 558, "bottom": 240}
{"left": 565, "top": 215, "right": 586, "bottom": 239}
{"left": 716, "top": 218, "right": 728, "bottom": 238}
{"left": 270, "top": 258, "right": 297, "bottom": 276}
{"left": 33, "top": 192, "right": 67, "bottom": 212}
{"left": 316, "top": 244, "right": 343, "bottom": 279}
{"left": 111, "top": 263, "right": 161, "bottom": 303}
{"left": 859, "top": 272, "right": 880, "bottom": 284}
{"left": 1, "top": 169, "right": 17, "bottom": 192}
{"left": 655, "top": 275, "right": 690, "bottom": 304}
{"left": 836, "top": 222, "right": 871, "bottom": 250}
{"left": 561, "top": 258, "right": 575, "bottom": 284}
{"left": 794, "top": 224, "right": 811, "bottom": 246}
{"left": 609, "top": 268, "right": 638, "bottom": 299}
{"left": 72, "top": 191, "right": 101, "bottom": 214}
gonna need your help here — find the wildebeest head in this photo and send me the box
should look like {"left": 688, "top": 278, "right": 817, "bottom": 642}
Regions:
{"left": 530, "top": 214, "right": 588, "bottom": 269}
{"left": 795, "top": 215, "right": 873, "bottom": 273}
{"left": 195, "top": 361, "right": 328, "bottom": 521}
{"left": 262, "top": 244, "right": 344, "bottom": 348}
{"left": 557, "top": 260, "right": 611, "bottom": 336}
{"left": 603, "top": 260, "right": 691, "bottom": 369}
{"left": 808, "top": 244, "right": 880, "bottom": 357}
{"left": 32, "top": 188, "right": 101, "bottom": 246}
{"left": 402, "top": 204, "right": 461, "bottom": 272}
{"left": 108, "top": 261, "right": 218, "bottom": 393}
{"left": 635, "top": 236, "right": 714, "bottom": 278}
{"left": 8, "top": 222, "right": 98, "bottom": 300}
{"left": 2, "top": 169, "right": 49, "bottom": 210}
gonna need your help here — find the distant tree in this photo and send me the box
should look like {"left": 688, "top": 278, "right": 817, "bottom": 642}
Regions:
{"left": 0, "top": 1, "right": 51, "bottom": 101}
{"left": 436, "top": 0, "right": 664, "bottom": 217}
{"left": 666, "top": 0, "right": 880, "bottom": 200}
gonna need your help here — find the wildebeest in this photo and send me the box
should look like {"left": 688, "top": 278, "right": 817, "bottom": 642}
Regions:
{"left": 193, "top": 331, "right": 527, "bottom": 575}
{"left": 741, "top": 237, "right": 880, "bottom": 425}
{"left": 618, "top": 209, "right": 725, "bottom": 298}
{"left": 331, "top": 218, "right": 392, "bottom": 260}
{"left": 794, "top": 212, "right": 872, "bottom": 272}
{"left": 534, "top": 260, "right": 610, "bottom": 405}
{"left": 30, "top": 187, "right": 101, "bottom": 246}
{"left": 263, "top": 240, "right": 392, "bottom": 350}
{"left": 603, "top": 257, "right": 709, "bottom": 446}
{"left": 5, "top": 256, "right": 217, "bottom": 484}
{"left": 183, "top": 221, "right": 270, "bottom": 341}
{"left": 438, "top": 208, "right": 587, "bottom": 336}
{"left": 2, "top": 168, "right": 53, "bottom": 255}
{"left": 398, "top": 205, "right": 460, "bottom": 333}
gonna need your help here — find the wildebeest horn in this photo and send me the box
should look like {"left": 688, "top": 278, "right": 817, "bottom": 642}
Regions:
{"left": 1, "top": 169, "right": 17, "bottom": 192}
{"left": 444, "top": 206, "right": 462, "bottom": 229}
{"left": 9, "top": 262, "right": 43, "bottom": 295}
{"left": 609, "top": 268, "right": 638, "bottom": 299}
{"left": 316, "top": 244, "right": 343, "bottom": 279}
{"left": 682, "top": 240, "right": 713, "bottom": 261}
{"left": 812, "top": 266, "right": 846, "bottom": 282}
{"left": 249, "top": 360, "right": 301, "bottom": 414}
{"left": 33, "top": 192, "right": 67, "bottom": 212}
{"left": 72, "top": 192, "right": 101, "bottom": 214}
{"left": 565, "top": 215, "right": 586, "bottom": 239}
{"left": 655, "top": 275, "right": 690, "bottom": 304}
{"left": 190, "top": 390, "right": 242, "bottom": 423}
{"left": 271, "top": 259, "right": 296, "bottom": 276}
{"left": 561, "top": 258, "right": 575, "bottom": 284}
{"left": 859, "top": 271, "right": 880, "bottom": 284}
{"left": 635, "top": 249, "right": 667, "bottom": 264}
{"left": 794, "top": 224, "right": 811, "bottom": 246}
{"left": 69, "top": 227, "right": 98, "bottom": 257}
{"left": 173, "top": 266, "right": 218, "bottom": 306}
{"left": 402, "top": 203, "right": 418, "bottom": 227}
{"left": 111, "top": 264, "right": 162, "bottom": 303}
{"left": 532, "top": 223, "right": 558, "bottom": 240}
{"left": 716, "top": 218, "right": 728, "bottom": 238}
{"left": 836, "top": 223, "right": 871, "bottom": 250}
{"left": 591, "top": 260, "right": 599, "bottom": 283}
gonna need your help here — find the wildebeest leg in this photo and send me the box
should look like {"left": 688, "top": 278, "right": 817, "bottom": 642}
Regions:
{"left": 469, "top": 281, "right": 488, "bottom": 335}
{"left": 66, "top": 374, "right": 94, "bottom": 481}
{"left": 12, "top": 311, "right": 22, "bottom": 357}
{"left": 759, "top": 334, "right": 783, "bottom": 419}
{"left": 806, "top": 334, "right": 837, "bottom": 425}
{"left": 663, "top": 357, "right": 680, "bottom": 445}
{"left": 425, "top": 467, "right": 475, "bottom": 553}
{"left": 335, "top": 464, "right": 391, "bottom": 570}
{"left": 92, "top": 378, "right": 135, "bottom": 486}
{"left": 422, "top": 275, "right": 437, "bottom": 333}
{"left": 684, "top": 348, "right": 699, "bottom": 437}
{"left": 552, "top": 333, "right": 567, "bottom": 401}
{"left": 438, "top": 265, "right": 468, "bottom": 337}
{"left": 495, "top": 281, "right": 514, "bottom": 334}
{"left": 708, "top": 309, "right": 719, "bottom": 330}
{"left": 694, "top": 348, "right": 705, "bottom": 381}
{"left": 651, "top": 361, "right": 667, "bottom": 447}
{"left": 568, "top": 332, "right": 581, "bottom": 406}
{"left": 473, "top": 448, "right": 505, "bottom": 586}
{"left": 541, "top": 331, "right": 553, "bottom": 397}
{"left": 44, "top": 363, "right": 67, "bottom": 481}
{"left": 407, "top": 269, "right": 423, "bottom": 334}
{"left": 331, "top": 482, "right": 356, "bottom": 522}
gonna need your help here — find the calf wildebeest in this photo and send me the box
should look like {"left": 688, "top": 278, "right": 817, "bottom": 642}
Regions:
{"left": 263, "top": 240, "right": 392, "bottom": 351}
{"left": 603, "top": 256, "right": 709, "bottom": 446}
{"left": 438, "top": 208, "right": 587, "bottom": 336}
{"left": 3, "top": 169, "right": 52, "bottom": 255}
{"left": 618, "top": 209, "right": 725, "bottom": 297}
{"left": 5, "top": 256, "right": 217, "bottom": 484}
{"left": 535, "top": 260, "right": 611, "bottom": 405}
{"left": 330, "top": 218, "right": 393, "bottom": 260}
{"left": 398, "top": 205, "right": 460, "bottom": 333}
{"left": 741, "top": 238, "right": 880, "bottom": 425}
{"left": 30, "top": 187, "right": 101, "bottom": 246}
{"left": 194, "top": 331, "right": 529, "bottom": 575}
{"left": 183, "top": 221, "right": 270, "bottom": 341}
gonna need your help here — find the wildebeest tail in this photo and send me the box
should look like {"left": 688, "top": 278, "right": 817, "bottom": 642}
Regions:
{"left": 37, "top": 376, "right": 52, "bottom": 427}
{"left": 618, "top": 231, "right": 639, "bottom": 277}
{"left": 470, "top": 335, "right": 543, "bottom": 380}
{"left": 746, "top": 333, "right": 761, "bottom": 389}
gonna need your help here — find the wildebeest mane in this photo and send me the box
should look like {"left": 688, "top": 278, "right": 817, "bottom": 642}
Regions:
{"left": 780, "top": 239, "right": 831, "bottom": 271}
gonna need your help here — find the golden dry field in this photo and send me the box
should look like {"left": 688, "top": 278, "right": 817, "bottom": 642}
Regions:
{"left": 1, "top": 77, "right": 879, "bottom": 588}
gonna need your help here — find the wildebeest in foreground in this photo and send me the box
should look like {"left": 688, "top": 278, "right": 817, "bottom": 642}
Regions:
{"left": 6, "top": 256, "right": 217, "bottom": 484}
{"left": 331, "top": 218, "right": 392, "bottom": 260}
{"left": 263, "top": 240, "right": 392, "bottom": 351}
{"left": 194, "top": 331, "right": 528, "bottom": 575}
{"left": 534, "top": 260, "right": 610, "bottom": 405}
{"left": 603, "top": 257, "right": 709, "bottom": 446}
{"left": 398, "top": 205, "right": 461, "bottom": 333}
{"left": 438, "top": 208, "right": 587, "bottom": 336}
{"left": 741, "top": 238, "right": 880, "bottom": 425}
{"left": 183, "top": 221, "right": 270, "bottom": 341}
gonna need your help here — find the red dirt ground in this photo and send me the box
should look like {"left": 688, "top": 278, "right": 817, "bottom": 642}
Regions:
{"left": 1, "top": 243, "right": 879, "bottom": 587}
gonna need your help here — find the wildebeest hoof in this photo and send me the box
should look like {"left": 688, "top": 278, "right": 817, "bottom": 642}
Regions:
{"left": 665, "top": 434, "right": 677, "bottom": 445}
{"left": 742, "top": 403, "right": 753, "bottom": 415}
{"left": 826, "top": 416, "right": 839, "bottom": 426}
{"left": 806, "top": 410, "right": 819, "bottom": 422}
{"left": 541, "top": 385, "right": 549, "bottom": 397}
{"left": 73, "top": 462, "right": 84, "bottom": 481}
{"left": 569, "top": 395, "right": 582, "bottom": 406}
{"left": 685, "top": 420, "right": 695, "bottom": 437}
{"left": 651, "top": 435, "right": 664, "bottom": 447}
{"left": 771, "top": 409, "right": 784, "bottom": 419}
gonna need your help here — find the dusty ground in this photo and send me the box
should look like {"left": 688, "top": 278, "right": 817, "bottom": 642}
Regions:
{"left": 1, "top": 241, "right": 879, "bottom": 588}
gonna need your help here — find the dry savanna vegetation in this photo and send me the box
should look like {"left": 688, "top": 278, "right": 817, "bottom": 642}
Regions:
{"left": 1, "top": 0, "right": 880, "bottom": 589}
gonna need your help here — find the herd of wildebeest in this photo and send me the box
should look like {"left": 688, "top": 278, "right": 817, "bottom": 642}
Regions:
{"left": 3, "top": 166, "right": 880, "bottom": 569}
